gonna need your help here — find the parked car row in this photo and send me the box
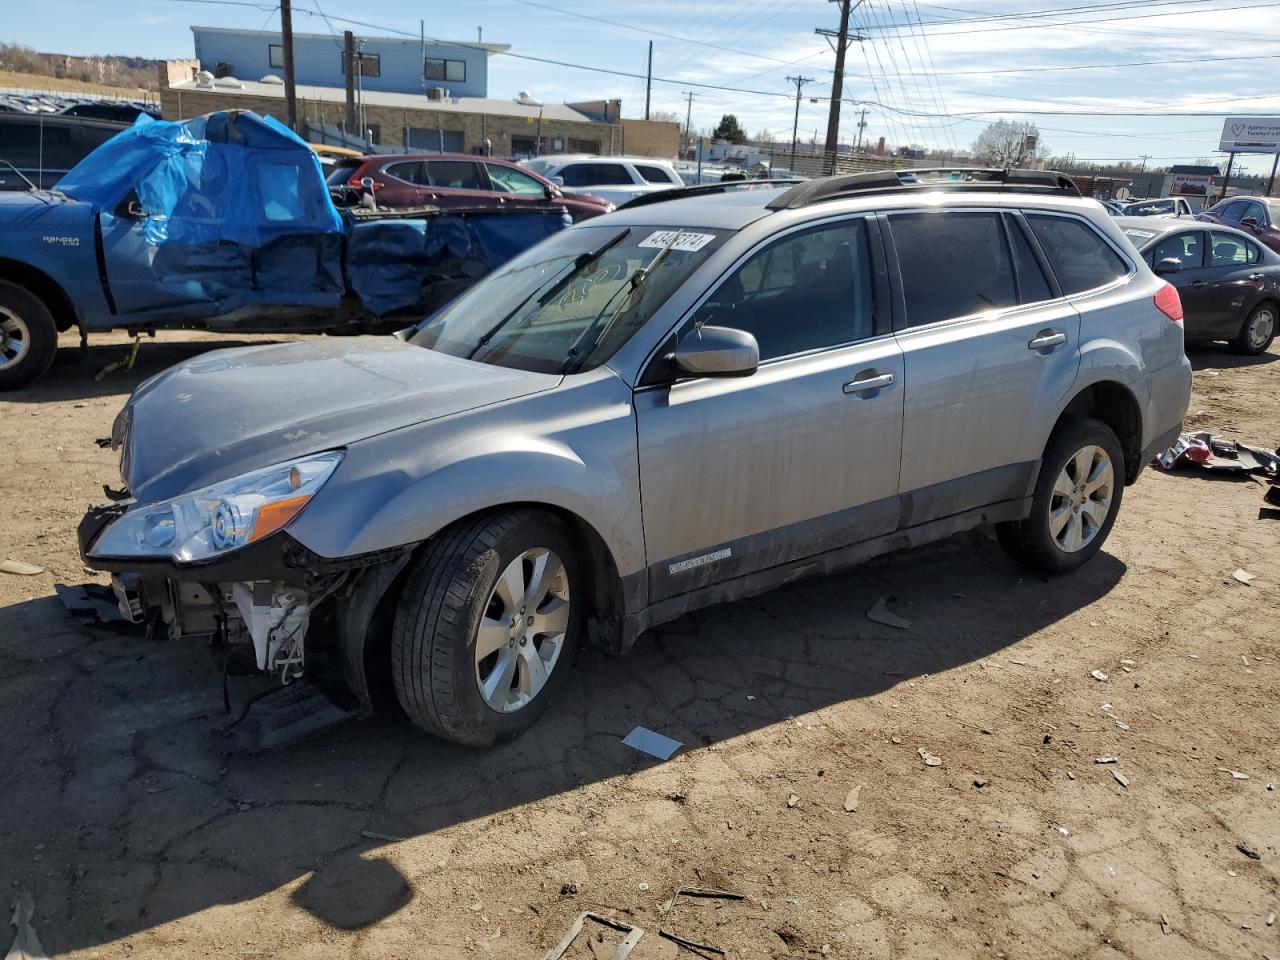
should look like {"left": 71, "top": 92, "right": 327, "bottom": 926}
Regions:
{"left": 0, "top": 112, "right": 128, "bottom": 188}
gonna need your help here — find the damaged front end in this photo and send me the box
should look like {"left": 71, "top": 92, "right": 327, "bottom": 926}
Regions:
{"left": 78, "top": 450, "right": 411, "bottom": 718}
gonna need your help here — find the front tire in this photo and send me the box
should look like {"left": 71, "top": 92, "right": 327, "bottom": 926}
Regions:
{"left": 1230, "top": 301, "right": 1277, "bottom": 356}
{"left": 996, "top": 418, "right": 1125, "bottom": 575}
{"left": 391, "top": 510, "right": 583, "bottom": 746}
{"left": 0, "top": 281, "right": 58, "bottom": 390}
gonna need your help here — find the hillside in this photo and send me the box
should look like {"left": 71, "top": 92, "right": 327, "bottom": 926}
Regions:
{"left": 0, "top": 42, "right": 157, "bottom": 92}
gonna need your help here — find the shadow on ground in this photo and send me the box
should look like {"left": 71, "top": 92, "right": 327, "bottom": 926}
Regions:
{"left": 1187, "top": 341, "right": 1278, "bottom": 370}
{"left": 0, "top": 527, "right": 1126, "bottom": 953}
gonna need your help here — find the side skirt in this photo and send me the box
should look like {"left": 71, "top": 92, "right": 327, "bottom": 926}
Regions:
{"left": 621, "top": 497, "right": 1030, "bottom": 644}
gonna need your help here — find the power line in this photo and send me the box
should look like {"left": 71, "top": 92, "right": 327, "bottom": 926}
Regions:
{"left": 883, "top": 51, "right": 1280, "bottom": 78}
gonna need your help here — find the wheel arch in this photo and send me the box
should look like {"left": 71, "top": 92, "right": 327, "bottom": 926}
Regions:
{"left": 333, "top": 501, "right": 630, "bottom": 718}
{"left": 0, "top": 258, "right": 79, "bottom": 332}
{"left": 1056, "top": 379, "right": 1144, "bottom": 483}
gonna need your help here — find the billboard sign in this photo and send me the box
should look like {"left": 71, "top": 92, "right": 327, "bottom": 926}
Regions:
{"left": 1171, "top": 172, "right": 1213, "bottom": 197}
{"left": 1219, "top": 117, "right": 1280, "bottom": 153}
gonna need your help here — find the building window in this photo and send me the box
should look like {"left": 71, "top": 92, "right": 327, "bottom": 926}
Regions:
{"left": 341, "top": 52, "right": 381, "bottom": 77}
{"left": 268, "top": 44, "right": 284, "bottom": 69}
{"left": 425, "top": 58, "right": 466, "bottom": 83}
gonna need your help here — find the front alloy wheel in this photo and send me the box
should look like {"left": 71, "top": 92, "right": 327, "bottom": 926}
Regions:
{"left": 1232, "top": 303, "right": 1277, "bottom": 356}
{"left": 475, "top": 548, "right": 571, "bottom": 713}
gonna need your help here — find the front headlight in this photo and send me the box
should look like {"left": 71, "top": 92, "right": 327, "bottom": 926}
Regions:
{"left": 91, "top": 451, "right": 344, "bottom": 562}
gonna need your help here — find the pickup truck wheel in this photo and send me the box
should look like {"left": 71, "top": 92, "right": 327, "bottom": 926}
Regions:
{"left": 391, "top": 510, "right": 583, "bottom": 746}
{"left": 1230, "top": 302, "right": 1276, "bottom": 356}
{"left": 0, "top": 281, "right": 58, "bottom": 390}
{"left": 996, "top": 418, "right": 1125, "bottom": 575}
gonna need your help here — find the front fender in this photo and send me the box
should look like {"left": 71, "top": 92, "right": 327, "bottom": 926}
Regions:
{"left": 287, "top": 372, "right": 645, "bottom": 580}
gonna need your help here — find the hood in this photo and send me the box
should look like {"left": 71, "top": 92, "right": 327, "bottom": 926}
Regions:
{"left": 119, "top": 336, "right": 561, "bottom": 502}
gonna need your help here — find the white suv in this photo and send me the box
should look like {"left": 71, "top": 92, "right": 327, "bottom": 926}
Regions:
{"left": 521, "top": 155, "right": 682, "bottom": 206}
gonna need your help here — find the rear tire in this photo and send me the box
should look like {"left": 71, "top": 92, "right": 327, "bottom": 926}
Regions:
{"left": 996, "top": 418, "right": 1125, "bottom": 575}
{"left": 0, "top": 281, "right": 58, "bottom": 390}
{"left": 391, "top": 510, "right": 584, "bottom": 746}
{"left": 1230, "top": 301, "right": 1277, "bottom": 356}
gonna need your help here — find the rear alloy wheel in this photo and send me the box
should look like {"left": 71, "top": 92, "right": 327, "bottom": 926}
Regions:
{"left": 1231, "top": 302, "right": 1277, "bottom": 356}
{"left": 0, "top": 281, "right": 58, "bottom": 390}
{"left": 391, "top": 510, "right": 583, "bottom": 746}
{"left": 996, "top": 418, "right": 1125, "bottom": 575}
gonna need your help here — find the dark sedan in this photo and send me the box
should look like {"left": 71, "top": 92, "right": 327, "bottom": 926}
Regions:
{"left": 1117, "top": 216, "right": 1278, "bottom": 355}
{"left": 1196, "top": 195, "right": 1280, "bottom": 256}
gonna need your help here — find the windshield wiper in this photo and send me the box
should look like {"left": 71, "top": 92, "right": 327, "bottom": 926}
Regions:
{"left": 536, "top": 228, "right": 630, "bottom": 306}
{"left": 563, "top": 229, "right": 685, "bottom": 373}
{"left": 466, "top": 228, "right": 631, "bottom": 359}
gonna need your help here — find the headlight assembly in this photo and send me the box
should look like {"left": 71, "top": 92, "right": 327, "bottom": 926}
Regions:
{"left": 90, "top": 451, "right": 343, "bottom": 562}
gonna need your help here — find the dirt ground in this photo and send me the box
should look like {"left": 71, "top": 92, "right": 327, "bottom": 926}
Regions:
{"left": 2, "top": 330, "right": 1277, "bottom": 959}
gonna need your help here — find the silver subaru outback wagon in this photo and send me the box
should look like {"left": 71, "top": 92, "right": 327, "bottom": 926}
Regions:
{"left": 80, "top": 169, "right": 1192, "bottom": 746}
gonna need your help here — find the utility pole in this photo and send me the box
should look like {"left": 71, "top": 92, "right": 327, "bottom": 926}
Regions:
{"left": 343, "top": 31, "right": 356, "bottom": 134}
{"left": 1137, "top": 154, "right": 1150, "bottom": 173}
{"left": 682, "top": 90, "right": 697, "bottom": 160}
{"left": 420, "top": 20, "right": 426, "bottom": 97}
{"left": 280, "top": 0, "right": 298, "bottom": 132}
{"left": 816, "top": 0, "right": 865, "bottom": 175}
{"left": 786, "top": 75, "right": 813, "bottom": 173}
{"left": 645, "top": 41, "right": 653, "bottom": 121}
{"left": 854, "top": 107, "right": 867, "bottom": 154}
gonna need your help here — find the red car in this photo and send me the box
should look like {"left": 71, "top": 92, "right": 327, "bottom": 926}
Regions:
{"left": 326, "top": 153, "right": 614, "bottom": 222}
{"left": 1197, "top": 196, "right": 1280, "bottom": 255}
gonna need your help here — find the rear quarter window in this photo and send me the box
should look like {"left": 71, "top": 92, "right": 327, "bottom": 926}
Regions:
{"left": 1026, "top": 215, "right": 1129, "bottom": 295}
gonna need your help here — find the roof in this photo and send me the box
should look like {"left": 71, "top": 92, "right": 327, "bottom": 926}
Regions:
{"left": 167, "top": 78, "right": 597, "bottom": 123}
{"left": 527, "top": 154, "right": 677, "bottom": 167}
{"left": 190, "top": 25, "right": 510, "bottom": 55}
{"left": 1170, "top": 164, "right": 1219, "bottom": 175}
{"left": 1113, "top": 215, "right": 1261, "bottom": 247}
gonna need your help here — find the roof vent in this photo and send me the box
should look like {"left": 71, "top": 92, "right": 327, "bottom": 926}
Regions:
{"left": 213, "top": 76, "right": 244, "bottom": 89}
{"left": 259, "top": 74, "right": 284, "bottom": 85}
{"left": 427, "top": 86, "right": 446, "bottom": 101}
{"left": 514, "top": 90, "right": 541, "bottom": 106}
{"left": 194, "top": 70, "right": 215, "bottom": 88}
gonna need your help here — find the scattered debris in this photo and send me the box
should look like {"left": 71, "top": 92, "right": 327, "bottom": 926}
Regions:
{"left": 1236, "top": 842, "right": 1261, "bottom": 861}
{"left": 1095, "top": 756, "right": 1119, "bottom": 764}
{"left": 890, "top": 736, "right": 902, "bottom": 744}
{"left": 1090, "top": 669, "right": 1110, "bottom": 682}
{"left": 1066, "top": 771, "right": 1075, "bottom": 780}
{"left": 974, "top": 778, "right": 988, "bottom": 788}
{"left": 360, "top": 830, "right": 405, "bottom": 843}
{"left": 1160, "top": 914, "right": 1171, "bottom": 935}
{"left": 658, "top": 888, "right": 745, "bottom": 957}
{"left": 1217, "top": 768, "right": 1251, "bottom": 780}
{"left": 544, "top": 912, "right": 643, "bottom": 960}
{"left": 1232, "top": 568, "right": 1256, "bottom": 586}
{"left": 1055, "top": 826, "right": 1070, "bottom": 836}
{"left": 1120, "top": 658, "right": 1135, "bottom": 669}
{"left": 6, "top": 891, "right": 47, "bottom": 960}
{"left": 787, "top": 793, "right": 800, "bottom": 808}
{"left": 1116, "top": 720, "right": 1130, "bottom": 731}
{"left": 1113, "top": 771, "right": 1130, "bottom": 788}
{"left": 560, "top": 883, "right": 578, "bottom": 897}
{"left": 843, "top": 785, "right": 861, "bottom": 813}
{"left": 1008, "top": 658, "right": 1028, "bottom": 666}
{"left": 622, "top": 727, "right": 683, "bottom": 761}
{"left": 1268, "top": 911, "right": 1275, "bottom": 926}
{"left": 1156, "top": 432, "right": 1279, "bottom": 475}
{"left": 0, "top": 559, "right": 43, "bottom": 576}
{"left": 866, "top": 597, "right": 911, "bottom": 630}
{"left": 54, "top": 582, "right": 133, "bottom": 628}
{"left": 917, "top": 747, "right": 942, "bottom": 767}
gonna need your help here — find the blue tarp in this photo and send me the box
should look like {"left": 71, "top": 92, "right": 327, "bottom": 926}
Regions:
{"left": 59, "top": 111, "right": 343, "bottom": 246}
{"left": 348, "top": 210, "right": 572, "bottom": 316}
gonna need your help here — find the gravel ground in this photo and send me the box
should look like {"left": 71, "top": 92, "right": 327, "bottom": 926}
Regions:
{"left": 1, "top": 330, "right": 1277, "bottom": 959}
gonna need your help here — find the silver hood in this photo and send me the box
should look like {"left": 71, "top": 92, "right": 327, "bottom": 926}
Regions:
{"left": 117, "top": 336, "right": 561, "bottom": 503}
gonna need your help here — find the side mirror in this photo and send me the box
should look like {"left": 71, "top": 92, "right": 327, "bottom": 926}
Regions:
{"left": 544, "top": 184, "right": 560, "bottom": 199}
{"left": 551, "top": 175, "right": 565, "bottom": 187}
{"left": 1241, "top": 216, "right": 1259, "bottom": 232}
{"left": 671, "top": 325, "right": 759, "bottom": 379}
{"left": 1154, "top": 257, "right": 1183, "bottom": 275}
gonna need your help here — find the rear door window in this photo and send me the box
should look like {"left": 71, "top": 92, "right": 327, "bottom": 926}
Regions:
{"left": 1151, "top": 231, "right": 1205, "bottom": 269}
{"left": 1209, "top": 232, "right": 1250, "bottom": 267}
{"left": 634, "top": 163, "right": 677, "bottom": 184}
{"left": 888, "top": 211, "right": 1018, "bottom": 327}
{"left": 1026, "top": 215, "right": 1129, "bottom": 295}
{"left": 587, "top": 163, "right": 635, "bottom": 186}
{"left": 384, "top": 160, "right": 426, "bottom": 185}
{"left": 424, "top": 160, "right": 484, "bottom": 190}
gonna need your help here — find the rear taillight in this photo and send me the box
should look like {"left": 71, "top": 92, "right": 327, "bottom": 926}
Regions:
{"left": 1154, "top": 282, "right": 1183, "bottom": 327}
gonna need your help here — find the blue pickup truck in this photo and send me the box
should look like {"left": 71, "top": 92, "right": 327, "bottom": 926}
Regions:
{"left": 0, "top": 110, "right": 571, "bottom": 389}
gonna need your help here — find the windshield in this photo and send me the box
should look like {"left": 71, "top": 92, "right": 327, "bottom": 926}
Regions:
{"left": 1125, "top": 200, "right": 1174, "bottom": 216}
{"left": 407, "top": 223, "right": 727, "bottom": 373}
{"left": 324, "top": 161, "right": 359, "bottom": 186}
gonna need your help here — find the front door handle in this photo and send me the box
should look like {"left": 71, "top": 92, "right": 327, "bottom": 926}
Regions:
{"left": 843, "top": 371, "right": 894, "bottom": 394}
{"left": 1249, "top": 273, "right": 1265, "bottom": 281}
{"left": 1028, "top": 330, "right": 1067, "bottom": 350}
{"left": 1191, "top": 280, "right": 1208, "bottom": 287}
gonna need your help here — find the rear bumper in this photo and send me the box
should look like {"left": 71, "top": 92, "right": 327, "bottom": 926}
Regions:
{"left": 1141, "top": 354, "right": 1192, "bottom": 455}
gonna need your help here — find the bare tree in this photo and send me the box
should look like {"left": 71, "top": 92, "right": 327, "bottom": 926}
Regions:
{"left": 971, "top": 120, "right": 1047, "bottom": 167}
{"left": 648, "top": 109, "right": 683, "bottom": 125}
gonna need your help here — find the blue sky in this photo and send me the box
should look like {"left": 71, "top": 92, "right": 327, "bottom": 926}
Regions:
{"left": 12, "top": 0, "right": 1280, "bottom": 174}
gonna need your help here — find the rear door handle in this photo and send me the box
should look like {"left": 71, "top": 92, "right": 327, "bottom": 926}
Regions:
{"left": 1028, "top": 330, "right": 1067, "bottom": 350}
{"left": 1191, "top": 280, "right": 1209, "bottom": 287}
{"left": 843, "top": 371, "right": 894, "bottom": 394}
{"left": 1249, "top": 273, "right": 1265, "bottom": 281}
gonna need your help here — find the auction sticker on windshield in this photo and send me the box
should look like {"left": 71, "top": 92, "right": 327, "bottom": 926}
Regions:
{"left": 638, "top": 231, "right": 716, "bottom": 252}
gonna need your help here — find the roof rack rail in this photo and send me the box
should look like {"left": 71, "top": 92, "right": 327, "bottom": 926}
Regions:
{"left": 765, "top": 167, "right": 1079, "bottom": 210}
{"left": 617, "top": 178, "right": 805, "bottom": 211}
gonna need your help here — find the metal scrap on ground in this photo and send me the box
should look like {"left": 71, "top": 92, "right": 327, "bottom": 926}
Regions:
{"left": 543, "top": 912, "right": 643, "bottom": 960}
{"left": 866, "top": 597, "right": 911, "bottom": 630}
{"left": 917, "top": 747, "right": 942, "bottom": 767}
{"left": 6, "top": 891, "right": 47, "bottom": 960}
{"left": 658, "top": 887, "right": 745, "bottom": 957}
{"left": 0, "top": 559, "right": 43, "bottom": 577}
{"left": 621, "top": 726, "right": 683, "bottom": 761}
